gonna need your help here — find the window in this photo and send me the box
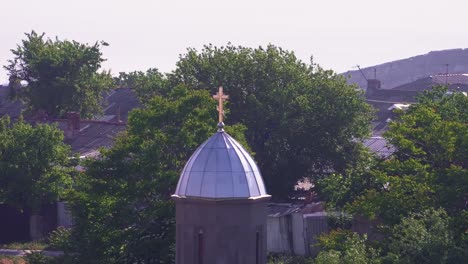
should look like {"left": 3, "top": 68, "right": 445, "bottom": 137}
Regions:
{"left": 198, "top": 230, "right": 204, "bottom": 264}
{"left": 256, "top": 231, "right": 260, "bottom": 264}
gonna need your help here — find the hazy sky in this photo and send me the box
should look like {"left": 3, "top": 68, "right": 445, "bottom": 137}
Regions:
{"left": 1, "top": 0, "right": 467, "bottom": 83}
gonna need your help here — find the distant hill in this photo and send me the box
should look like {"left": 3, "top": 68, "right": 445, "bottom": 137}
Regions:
{"left": 343, "top": 49, "right": 468, "bottom": 90}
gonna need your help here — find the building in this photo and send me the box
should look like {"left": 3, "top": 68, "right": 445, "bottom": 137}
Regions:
{"left": 365, "top": 74, "right": 468, "bottom": 129}
{"left": 172, "top": 87, "right": 271, "bottom": 264}
{"left": 172, "top": 123, "right": 271, "bottom": 264}
{"left": 0, "top": 86, "right": 141, "bottom": 157}
{"left": 266, "top": 202, "right": 326, "bottom": 256}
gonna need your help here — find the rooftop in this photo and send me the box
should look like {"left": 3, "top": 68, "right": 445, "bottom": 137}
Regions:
{"left": 174, "top": 130, "right": 269, "bottom": 199}
{"left": 363, "top": 136, "right": 395, "bottom": 159}
{"left": 0, "top": 87, "right": 141, "bottom": 156}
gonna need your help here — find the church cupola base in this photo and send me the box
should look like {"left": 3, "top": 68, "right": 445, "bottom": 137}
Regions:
{"left": 172, "top": 195, "right": 270, "bottom": 264}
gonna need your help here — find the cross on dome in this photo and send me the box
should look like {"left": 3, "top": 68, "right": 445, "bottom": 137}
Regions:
{"left": 212, "top": 86, "right": 229, "bottom": 130}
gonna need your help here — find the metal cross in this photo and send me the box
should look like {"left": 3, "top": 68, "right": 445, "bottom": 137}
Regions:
{"left": 212, "top": 86, "right": 229, "bottom": 123}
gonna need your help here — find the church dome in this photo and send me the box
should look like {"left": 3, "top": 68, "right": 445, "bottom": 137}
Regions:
{"left": 174, "top": 130, "right": 269, "bottom": 199}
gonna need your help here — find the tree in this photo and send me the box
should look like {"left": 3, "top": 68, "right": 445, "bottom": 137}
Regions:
{"left": 69, "top": 86, "right": 248, "bottom": 263}
{"left": 114, "top": 69, "right": 168, "bottom": 104}
{"left": 385, "top": 87, "right": 468, "bottom": 213}
{"left": 315, "top": 149, "right": 378, "bottom": 209}
{"left": 345, "top": 87, "right": 468, "bottom": 224}
{"left": 0, "top": 116, "right": 73, "bottom": 212}
{"left": 314, "top": 210, "right": 463, "bottom": 264}
{"left": 315, "top": 87, "right": 468, "bottom": 262}
{"left": 159, "top": 44, "right": 373, "bottom": 198}
{"left": 385, "top": 208, "right": 460, "bottom": 264}
{"left": 348, "top": 158, "right": 435, "bottom": 225}
{"left": 5, "top": 31, "right": 113, "bottom": 118}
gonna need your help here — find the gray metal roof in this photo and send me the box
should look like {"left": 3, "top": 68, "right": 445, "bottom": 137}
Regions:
{"left": 174, "top": 130, "right": 269, "bottom": 199}
{"left": 363, "top": 136, "right": 395, "bottom": 159}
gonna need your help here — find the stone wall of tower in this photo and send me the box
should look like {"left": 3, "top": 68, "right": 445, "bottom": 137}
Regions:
{"left": 174, "top": 197, "right": 269, "bottom": 264}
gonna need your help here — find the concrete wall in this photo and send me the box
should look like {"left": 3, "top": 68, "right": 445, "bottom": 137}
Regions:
{"left": 266, "top": 216, "right": 291, "bottom": 253}
{"left": 291, "top": 213, "right": 306, "bottom": 256}
{"left": 303, "top": 213, "right": 329, "bottom": 256}
{"left": 29, "top": 215, "right": 44, "bottom": 241}
{"left": 57, "top": 202, "right": 73, "bottom": 228}
{"left": 266, "top": 212, "right": 327, "bottom": 257}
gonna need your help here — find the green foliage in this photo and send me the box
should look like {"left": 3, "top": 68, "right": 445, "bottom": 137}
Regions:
{"left": 388, "top": 86, "right": 467, "bottom": 167}
{"left": 0, "top": 240, "right": 47, "bottom": 250}
{"left": 316, "top": 229, "right": 354, "bottom": 251}
{"left": 415, "top": 85, "right": 468, "bottom": 122}
{"left": 24, "top": 252, "right": 48, "bottom": 264}
{"left": 69, "top": 87, "right": 248, "bottom": 263}
{"left": 267, "top": 253, "right": 313, "bottom": 264}
{"left": 163, "top": 44, "right": 374, "bottom": 199}
{"left": 385, "top": 208, "right": 460, "bottom": 264}
{"left": 0, "top": 116, "right": 72, "bottom": 212}
{"left": 316, "top": 148, "right": 378, "bottom": 209}
{"left": 47, "top": 227, "right": 72, "bottom": 251}
{"left": 451, "top": 210, "right": 468, "bottom": 262}
{"left": 316, "top": 87, "right": 468, "bottom": 262}
{"left": 23, "top": 253, "right": 75, "bottom": 264}
{"left": 343, "top": 87, "right": 468, "bottom": 224}
{"left": 349, "top": 160, "right": 435, "bottom": 224}
{"left": 5, "top": 31, "right": 113, "bottom": 118}
{"left": 115, "top": 69, "right": 168, "bottom": 104}
{"left": 313, "top": 250, "right": 341, "bottom": 264}
{"left": 326, "top": 212, "right": 353, "bottom": 230}
{"left": 315, "top": 230, "right": 381, "bottom": 264}
{"left": 385, "top": 87, "right": 468, "bottom": 215}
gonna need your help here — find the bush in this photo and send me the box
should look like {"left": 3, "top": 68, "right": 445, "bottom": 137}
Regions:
{"left": 267, "top": 253, "right": 313, "bottom": 264}
{"left": 24, "top": 252, "right": 76, "bottom": 264}
{"left": 315, "top": 230, "right": 381, "bottom": 264}
{"left": 47, "top": 227, "right": 72, "bottom": 251}
{"left": 314, "top": 250, "right": 341, "bottom": 264}
{"left": 45, "top": 255, "right": 76, "bottom": 264}
{"left": 316, "top": 229, "right": 354, "bottom": 251}
{"left": 24, "top": 252, "right": 48, "bottom": 264}
{"left": 327, "top": 211, "right": 353, "bottom": 230}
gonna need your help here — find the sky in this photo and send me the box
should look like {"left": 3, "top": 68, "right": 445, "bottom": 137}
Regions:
{"left": 1, "top": 0, "right": 468, "bottom": 84}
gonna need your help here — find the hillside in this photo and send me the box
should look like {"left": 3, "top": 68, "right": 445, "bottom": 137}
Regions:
{"left": 343, "top": 48, "right": 468, "bottom": 90}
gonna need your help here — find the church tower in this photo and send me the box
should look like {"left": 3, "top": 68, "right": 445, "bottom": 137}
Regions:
{"left": 172, "top": 87, "right": 271, "bottom": 264}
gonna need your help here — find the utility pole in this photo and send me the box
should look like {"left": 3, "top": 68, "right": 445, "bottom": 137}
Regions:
{"left": 354, "top": 65, "right": 368, "bottom": 81}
